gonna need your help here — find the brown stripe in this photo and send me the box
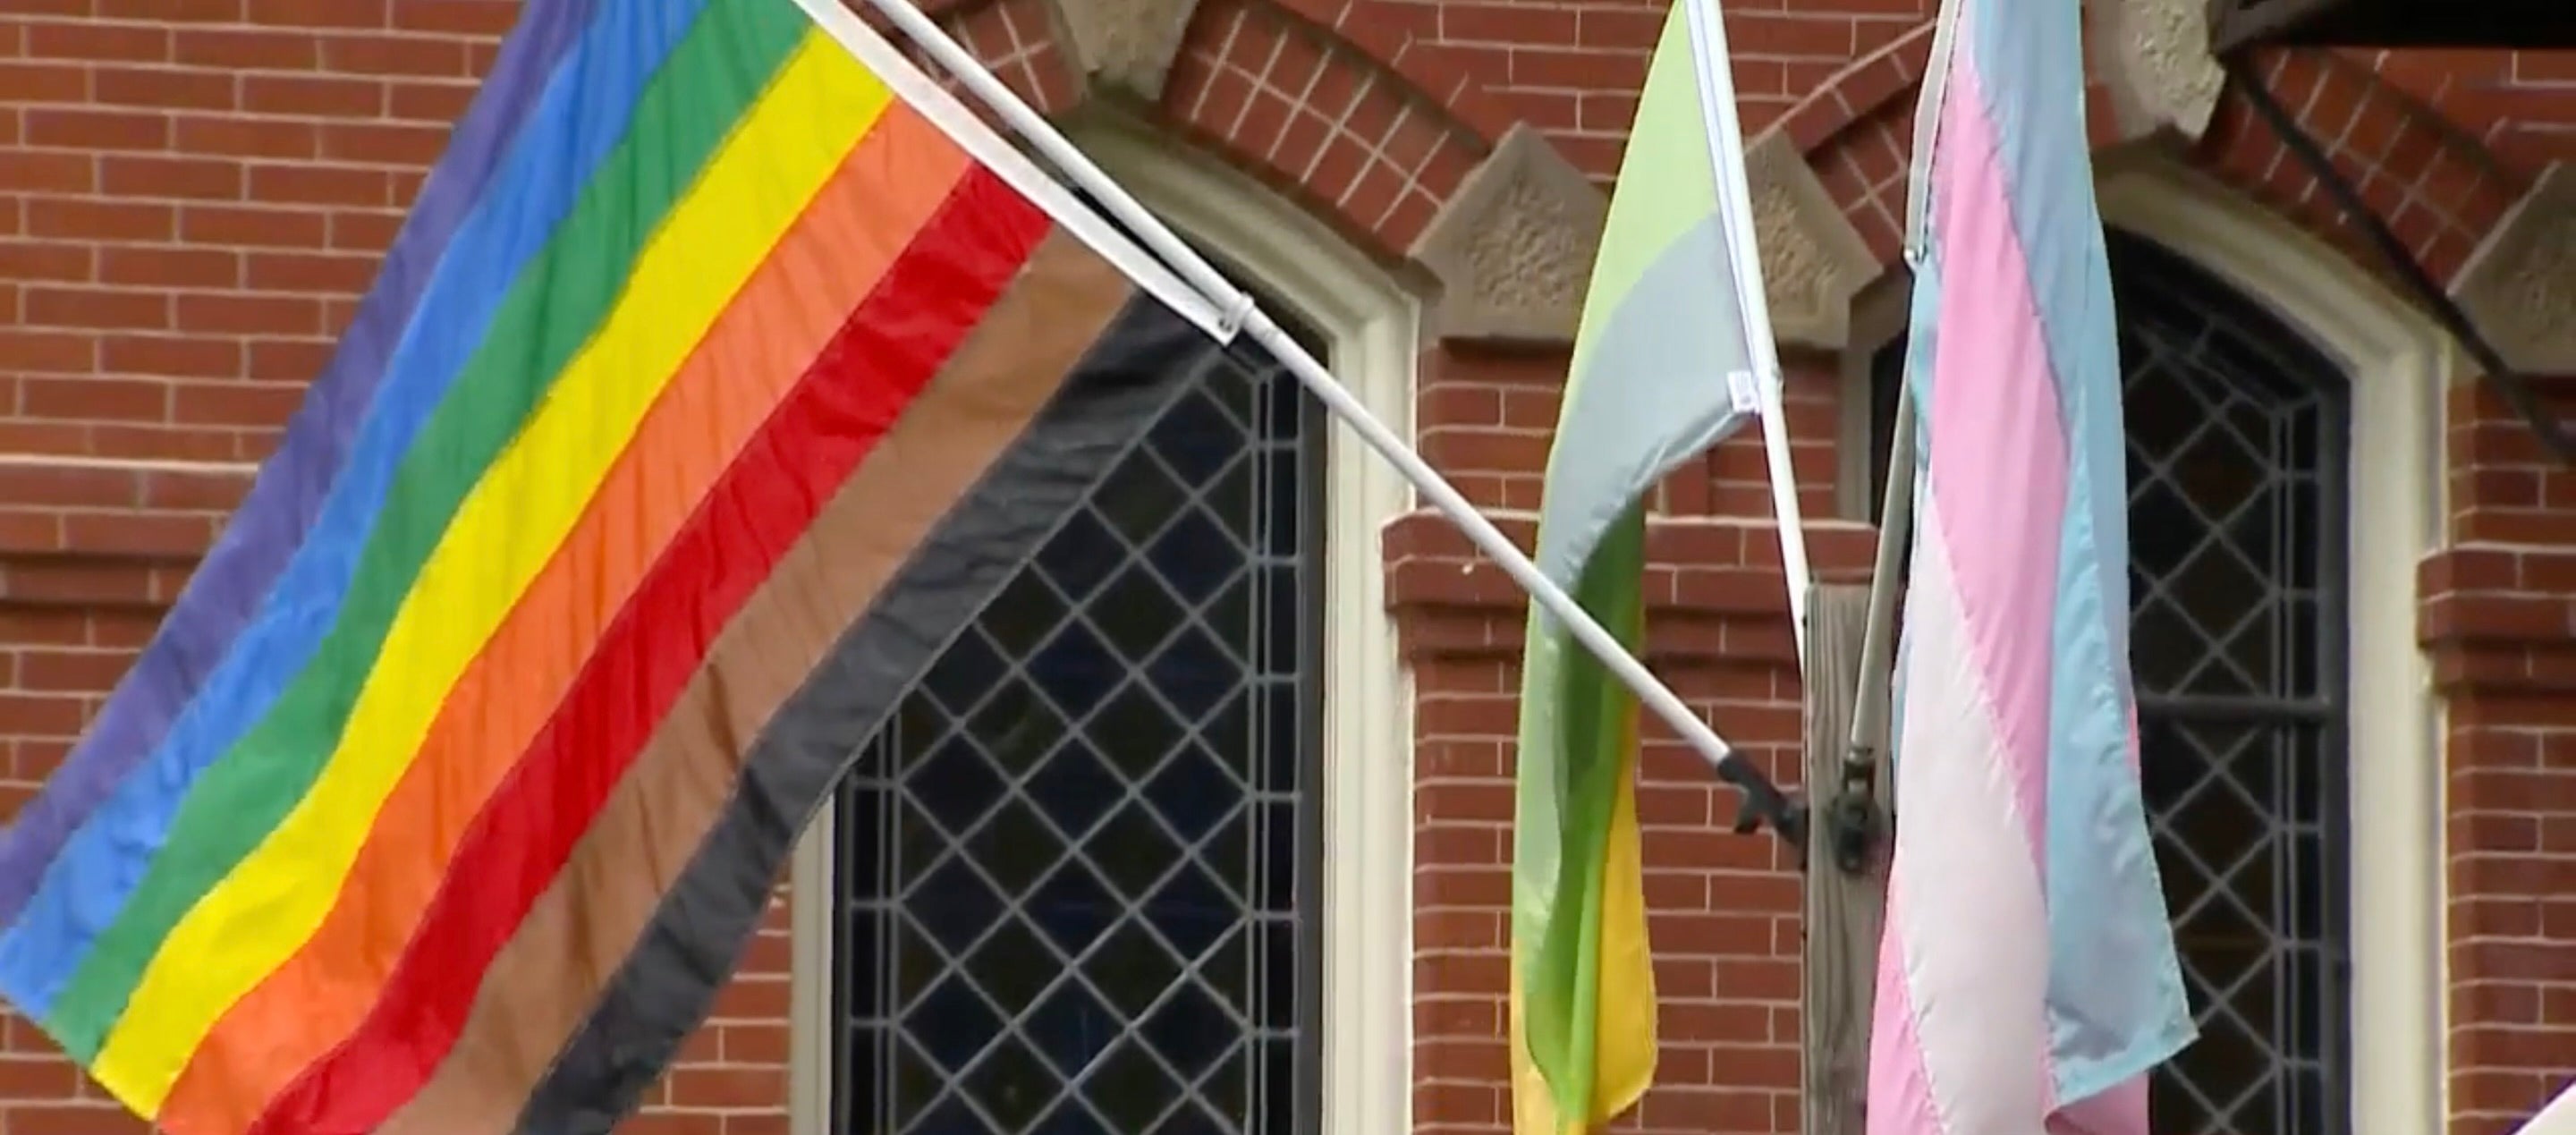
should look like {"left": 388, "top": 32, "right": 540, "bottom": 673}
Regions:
{"left": 525, "top": 284, "right": 1227, "bottom": 1131}
{"left": 374, "top": 231, "right": 1135, "bottom": 1135}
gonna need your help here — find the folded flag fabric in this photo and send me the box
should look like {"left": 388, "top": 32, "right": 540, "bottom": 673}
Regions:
{"left": 0, "top": 1, "right": 1236, "bottom": 1132}
{"left": 1508, "top": 4, "right": 1762, "bottom": 1131}
{"left": 1865, "top": 0, "right": 2197, "bottom": 1131}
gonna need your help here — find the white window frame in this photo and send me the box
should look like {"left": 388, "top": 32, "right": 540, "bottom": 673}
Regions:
{"left": 786, "top": 115, "right": 1420, "bottom": 1135}
{"left": 2098, "top": 152, "right": 2450, "bottom": 1135}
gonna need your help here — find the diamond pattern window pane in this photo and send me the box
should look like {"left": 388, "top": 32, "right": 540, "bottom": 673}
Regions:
{"left": 1868, "top": 232, "right": 2351, "bottom": 1135}
{"left": 835, "top": 298, "right": 1326, "bottom": 1135}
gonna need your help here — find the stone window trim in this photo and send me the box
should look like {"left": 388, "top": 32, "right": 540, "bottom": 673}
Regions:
{"left": 2105, "top": 159, "right": 2447, "bottom": 1135}
{"left": 1833, "top": 268, "right": 1914, "bottom": 524}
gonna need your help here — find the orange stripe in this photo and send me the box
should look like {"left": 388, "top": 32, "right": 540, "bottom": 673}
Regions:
{"left": 156, "top": 108, "right": 970, "bottom": 1135}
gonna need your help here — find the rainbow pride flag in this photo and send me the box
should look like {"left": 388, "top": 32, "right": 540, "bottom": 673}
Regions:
{"left": 0, "top": 1, "right": 1230, "bottom": 1132}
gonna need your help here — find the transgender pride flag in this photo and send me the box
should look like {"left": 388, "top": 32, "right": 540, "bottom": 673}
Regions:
{"left": 1865, "top": 0, "right": 2197, "bottom": 1131}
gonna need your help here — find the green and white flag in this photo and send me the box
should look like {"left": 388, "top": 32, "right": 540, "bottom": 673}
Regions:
{"left": 1508, "top": 4, "right": 1765, "bottom": 1131}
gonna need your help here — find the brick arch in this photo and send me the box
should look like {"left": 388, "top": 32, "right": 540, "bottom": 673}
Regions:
{"left": 1776, "top": 35, "right": 2523, "bottom": 290}
{"left": 2188, "top": 48, "right": 2525, "bottom": 284}
{"left": 928, "top": 0, "right": 1511, "bottom": 266}
{"left": 1777, "top": 21, "right": 1936, "bottom": 159}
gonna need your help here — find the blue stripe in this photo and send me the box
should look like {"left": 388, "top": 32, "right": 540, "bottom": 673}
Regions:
{"left": 0, "top": 0, "right": 715, "bottom": 1021}
{"left": 1961, "top": 0, "right": 2194, "bottom": 1105}
{"left": 0, "top": 0, "right": 595, "bottom": 936}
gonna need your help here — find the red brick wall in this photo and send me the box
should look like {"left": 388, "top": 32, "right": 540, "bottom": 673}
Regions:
{"left": 2419, "top": 379, "right": 2576, "bottom": 1135}
{"left": 1, "top": 4, "right": 2571, "bottom": 1135}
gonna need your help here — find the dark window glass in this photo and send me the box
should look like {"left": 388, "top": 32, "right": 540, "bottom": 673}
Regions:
{"left": 832, "top": 287, "right": 1329, "bottom": 1135}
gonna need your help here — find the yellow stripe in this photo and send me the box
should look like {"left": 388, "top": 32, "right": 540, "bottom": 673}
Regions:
{"left": 1510, "top": 962, "right": 1565, "bottom": 1135}
{"left": 1509, "top": 737, "right": 1655, "bottom": 1135}
{"left": 1590, "top": 741, "right": 1657, "bottom": 1122}
{"left": 95, "top": 32, "right": 892, "bottom": 1110}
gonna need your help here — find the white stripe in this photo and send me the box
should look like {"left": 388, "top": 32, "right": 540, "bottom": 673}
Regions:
{"left": 1885, "top": 495, "right": 2054, "bottom": 1135}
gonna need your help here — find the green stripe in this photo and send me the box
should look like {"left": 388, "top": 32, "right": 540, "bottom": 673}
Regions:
{"left": 1513, "top": 507, "right": 1646, "bottom": 1127}
{"left": 48, "top": 0, "right": 813, "bottom": 1058}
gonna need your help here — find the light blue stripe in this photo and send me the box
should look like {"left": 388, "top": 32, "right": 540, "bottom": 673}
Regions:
{"left": 1535, "top": 210, "right": 1758, "bottom": 588}
{"left": 0, "top": 0, "right": 713, "bottom": 1021}
{"left": 1961, "top": 0, "right": 2194, "bottom": 1105}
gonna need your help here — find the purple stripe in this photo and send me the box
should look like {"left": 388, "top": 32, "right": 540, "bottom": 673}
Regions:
{"left": 0, "top": 0, "right": 597, "bottom": 931}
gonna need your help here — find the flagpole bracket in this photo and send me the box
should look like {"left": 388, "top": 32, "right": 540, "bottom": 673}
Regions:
{"left": 1722, "top": 765, "right": 1810, "bottom": 860}
{"left": 1818, "top": 761, "right": 1885, "bottom": 877}
{"left": 1211, "top": 291, "right": 1257, "bottom": 341}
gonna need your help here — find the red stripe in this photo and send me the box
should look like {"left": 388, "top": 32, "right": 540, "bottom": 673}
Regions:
{"left": 246, "top": 166, "right": 1052, "bottom": 1135}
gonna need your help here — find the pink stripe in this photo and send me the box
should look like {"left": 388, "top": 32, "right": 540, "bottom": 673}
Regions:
{"left": 2047, "top": 1072, "right": 2151, "bottom": 1135}
{"left": 1917, "top": 56, "right": 2067, "bottom": 868}
{"left": 1867, "top": 886, "right": 1946, "bottom": 1135}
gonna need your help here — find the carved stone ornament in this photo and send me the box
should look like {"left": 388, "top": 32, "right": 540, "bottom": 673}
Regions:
{"left": 1742, "top": 130, "right": 1879, "bottom": 352}
{"left": 1051, "top": 0, "right": 1200, "bottom": 102}
{"left": 2451, "top": 163, "right": 2576, "bottom": 376}
{"left": 1410, "top": 123, "right": 1610, "bottom": 345}
{"left": 2087, "top": 0, "right": 2226, "bottom": 143}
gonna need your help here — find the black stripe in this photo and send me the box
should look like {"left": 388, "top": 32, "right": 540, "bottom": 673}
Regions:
{"left": 512, "top": 294, "right": 1244, "bottom": 1135}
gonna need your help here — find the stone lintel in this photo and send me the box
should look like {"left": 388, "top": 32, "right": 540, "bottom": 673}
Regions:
{"left": 2088, "top": 0, "right": 2225, "bottom": 144}
{"left": 1049, "top": 0, "right": 1200, "bottom": 103}
{"left": 2452, "top": 163, "right": 2576, "bottom": 377}
{"left": 1744, "top": 130, "right": 1880, "bottom": 352}
{"left": 1409, "top": 123, "right": 1608, "bottom": 345}
{"left": 1409, "top": 123, "right": 1884, "bottom": 350}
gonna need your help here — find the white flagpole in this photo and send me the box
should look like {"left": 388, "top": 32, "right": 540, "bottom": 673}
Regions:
{"left": 1679, "top": 0, "right": 1815, "bottom": 666}
{"left": 1845, "top": 0, "right": 1963, "bottom": 786}
{"left": 791, "top": 0, "right": 1800, "bottom": 826}
{"left": 1846, "top": 379, "right": 1911, "bottom": 766}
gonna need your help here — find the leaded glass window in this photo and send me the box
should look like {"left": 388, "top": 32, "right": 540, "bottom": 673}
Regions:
{"left": 831, "top": 299, "right": 1328, "bottom": 1135}
{"left": 1866, "top": 231, "right": 2352, "bottom": 1135}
